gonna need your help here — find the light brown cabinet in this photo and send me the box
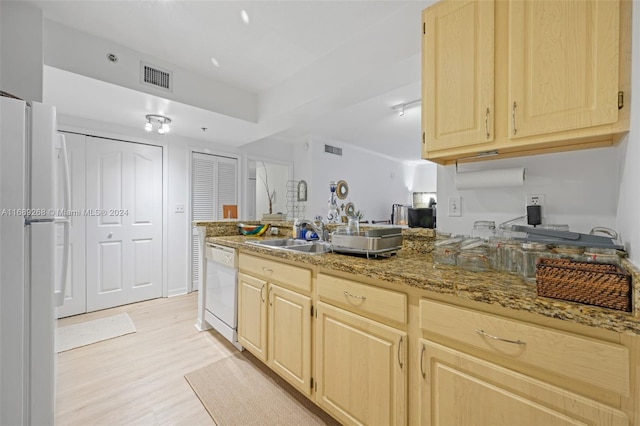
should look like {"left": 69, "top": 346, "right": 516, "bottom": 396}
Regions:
{"left": 418, "top": 300, "right": 631, "bottom": 425}
{"left": 422, "top": 0, "right": 495, "bottom": 152}
{"left": 315, "top": 303, "right": 406, "bottom": 426}
{"left": 315, "top": 274, "right": 408, "bottom": 426}
{"left": 422, "top": 0, "right": 631, "bottom": 164}
{"left": 238, "top": 272, "right": 268, "bottom": 361}
{"left": 419, "top": 340, "right": 629, "bottom": 426}
{"left": 236, "top": 250, "right": 639, "bottom": 425}
{"left": 237, "top": 254, "right": 313, "bottom": 396}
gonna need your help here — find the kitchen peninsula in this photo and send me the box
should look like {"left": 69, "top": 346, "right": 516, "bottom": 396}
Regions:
{"left": 197, "top": 221, "right": 640, "bottom": 426}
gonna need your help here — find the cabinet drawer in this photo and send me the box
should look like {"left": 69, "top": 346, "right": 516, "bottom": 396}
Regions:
{"left": 239, "top": 253, "right": 311, "bottom": 293}
{"left": 317, "top": 273, "right": 407, "bottom": 324}
{"left": 419, "top": 300, "right": 629, "bottom": 396}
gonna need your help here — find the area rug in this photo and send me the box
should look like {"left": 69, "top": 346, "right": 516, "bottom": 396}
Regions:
{"left": 56, "top": 312, "right": 136, "bottom": 353}
{"left": 185, "top": 352, "right": 339, "bottom": 426}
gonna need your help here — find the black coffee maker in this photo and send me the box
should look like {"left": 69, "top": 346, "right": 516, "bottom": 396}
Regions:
{"left": 408, "top": 198, "right": 436, "bottom": 228}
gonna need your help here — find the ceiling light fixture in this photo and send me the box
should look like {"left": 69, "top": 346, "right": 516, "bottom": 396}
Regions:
{"left": 145, "top": 114, "right": 171, "bottom": 134}
{"left": 391, "top": 99, "right": 421, "bottom": 116}
{"left": 240, "top": 9, "right": 250, "bottom": 24}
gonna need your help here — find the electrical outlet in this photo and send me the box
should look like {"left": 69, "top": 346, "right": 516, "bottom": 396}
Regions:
{"left": 526, "top": 194, "right": 545, "bottom": 206}
{"left": 448, "top": 196, "right": 461, "bottom": 217}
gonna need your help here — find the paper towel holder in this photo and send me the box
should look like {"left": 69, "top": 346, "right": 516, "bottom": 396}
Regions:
{"left": 455, "top": 150, "right": 499, "bottom": 172}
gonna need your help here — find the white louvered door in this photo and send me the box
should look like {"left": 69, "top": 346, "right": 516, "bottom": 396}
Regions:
{"left": 191, "top": 153, "right": 237, "bottom": 291}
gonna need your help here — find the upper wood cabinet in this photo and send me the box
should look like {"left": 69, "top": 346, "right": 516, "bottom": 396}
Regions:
{"left": 422, "top": 0, "right": 495, "bottom": 152}
{"left": 422, "top": 0, "right": 631, "bottom": 165}
{"left": 509, "top": 0, "right": 620, "bottom": 139}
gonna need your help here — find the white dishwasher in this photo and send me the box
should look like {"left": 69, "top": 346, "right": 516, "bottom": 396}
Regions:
{"left": 205, "top": 243, "right": 242, "bottom": 350}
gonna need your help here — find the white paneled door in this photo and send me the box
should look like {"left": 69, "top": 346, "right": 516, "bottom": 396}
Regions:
{"left": 86, "top": 137, "right": 162, "bottom": 312}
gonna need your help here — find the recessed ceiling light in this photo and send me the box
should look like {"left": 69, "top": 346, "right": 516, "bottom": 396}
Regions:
{"left": 240, "top": 9, "right": 250, "bottom": 24}
{"left": 211, "top": 57, "right": 220, "bottom": 68}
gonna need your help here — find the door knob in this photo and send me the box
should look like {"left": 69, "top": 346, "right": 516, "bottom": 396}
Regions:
{"left": 107, "top": 232, "right": 113, "bottom": 239}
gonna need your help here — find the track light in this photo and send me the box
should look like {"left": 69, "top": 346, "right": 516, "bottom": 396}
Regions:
{"left": 144, "top": 114, "right": 171, "bottom": 134}
{"left": 391, "top": 99, "right": 421, "bottom": 117}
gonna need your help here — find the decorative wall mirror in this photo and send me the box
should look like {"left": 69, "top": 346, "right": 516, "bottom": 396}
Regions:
{"left": 336, "top": 180, "right": 349, "bottom": 200}
{"left": 297, "top": 180, "right": 307, "bottom": 202}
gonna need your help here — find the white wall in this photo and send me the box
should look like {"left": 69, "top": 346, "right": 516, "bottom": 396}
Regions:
{"left": 0, "top": 1, "right": 43, "bottom": 102}
{"left": 436, "top": 147, "right": 620, "bottom": 237}
{"left": 615, "top": 3, "right": 640, "bottom": 267}
{"left": 294, "top": 136, "right": 434, "bottom": 223}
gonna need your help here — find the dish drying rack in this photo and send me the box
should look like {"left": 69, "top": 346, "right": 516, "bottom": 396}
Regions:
{"left": 330, "top": 227, "right": 403, "bottom": 259}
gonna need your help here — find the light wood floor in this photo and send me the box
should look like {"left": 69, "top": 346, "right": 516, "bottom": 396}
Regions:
{"left": 55, "top": 293, "right": 239, "bottom": 426}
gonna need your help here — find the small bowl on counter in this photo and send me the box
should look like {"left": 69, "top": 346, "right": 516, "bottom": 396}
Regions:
{"left": 238, "top": 223, "right": 270, "bottom": 236}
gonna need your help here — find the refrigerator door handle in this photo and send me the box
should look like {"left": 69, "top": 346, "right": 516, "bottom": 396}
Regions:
{"left": 53, "top": 220, "right": 70, "bottom": 307}
{"left": 54, "top": 134, "right": 72, "bottom": 307}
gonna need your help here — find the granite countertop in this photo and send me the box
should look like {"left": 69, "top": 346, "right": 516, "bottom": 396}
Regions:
{"left": 207, "top": 234, "right": 640, "bottom": 337}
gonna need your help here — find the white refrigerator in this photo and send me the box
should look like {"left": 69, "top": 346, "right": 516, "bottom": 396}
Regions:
{"left": 0, "top": 96, "right": 71, "bottom": 425}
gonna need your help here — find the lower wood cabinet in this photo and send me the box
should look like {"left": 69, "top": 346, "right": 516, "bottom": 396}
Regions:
{"left": 237, "top": 268, "right": 312, "bottom": 396}
{"left": 238, "top": 273, "right": 268, "bottom": 361}
{"left": 315, "top": 301, "right": 407, "bottom": 426}
{"left": 268, "top": 283, "right": 312, "bottom": 396}
{"left": 418, "top": 339, "right": 629, "bottom": 426}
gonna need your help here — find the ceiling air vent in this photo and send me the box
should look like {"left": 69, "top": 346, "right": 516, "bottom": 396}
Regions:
{"left": 324, "top": 144, "right": 343, "bottom": 156}
{"left": 140, "top": 62, "right": 173, "bottom": 92}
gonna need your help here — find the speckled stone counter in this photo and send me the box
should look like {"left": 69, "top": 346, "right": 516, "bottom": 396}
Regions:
{"left": 207, "top": 234, "right": 640, "bottom": 337}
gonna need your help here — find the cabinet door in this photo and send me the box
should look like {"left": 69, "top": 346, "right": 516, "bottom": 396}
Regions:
{"left": 267, "top": 284, "right": 312, "bottom": 396}
{"left": 509, "top": 0, "right": 619, "bottom": 139}
{"left": 316, "top": 302, "right": 407, "bottom": 426}
{"left": 237, "top": 273, "right": 267, "bottom": 362}
{"left": 422, "top": 0, "right": 494, "bottom": 153}
{"left": 418, "top": 339, "right": 628, "bottom": 426}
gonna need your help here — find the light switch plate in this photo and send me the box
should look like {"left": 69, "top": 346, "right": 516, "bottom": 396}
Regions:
{"left": 448, "top": 196, "right": 461, "bottom": 217}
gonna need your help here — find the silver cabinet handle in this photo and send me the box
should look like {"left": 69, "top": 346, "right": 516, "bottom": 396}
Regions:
{"left": 262, "top": 267, "right": 273, "bottom": 275}
{"left": 268, "top": 286, "right": 273, "bottom": 306}
{"left": 260, "top": 284, "right": 265, "bottom": 302}
{"left": 485, "top": 107, "right": 490, "bottom": 139}
{"left": 476, "top": 329, "right": 526, "bottom": 346}
{"left": 397, "top": 336, "right": 404, "bottom": 369}
{"left": 343, "top": 291, "right": 366, "bottom": 300}
{"left": 512, "top": 101, "right": 518, "bottom": 135}
{"left": 420, "top": 344, "right": 426, "bottom": 379}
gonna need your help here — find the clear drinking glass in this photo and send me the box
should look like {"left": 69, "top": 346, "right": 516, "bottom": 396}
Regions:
{"left": 347, "top": 216, "right": 360, "bottom": 235}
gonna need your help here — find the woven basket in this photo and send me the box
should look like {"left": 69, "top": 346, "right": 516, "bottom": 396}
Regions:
{"left": 536, "top": 257, "right": 632, "bottom": 312}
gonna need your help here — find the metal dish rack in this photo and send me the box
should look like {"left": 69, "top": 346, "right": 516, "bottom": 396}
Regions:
{"left": 330, "top": 227, "right": 403, "bottom": 259}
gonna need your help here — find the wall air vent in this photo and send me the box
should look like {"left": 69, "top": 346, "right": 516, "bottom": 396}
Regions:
{"left": 324, "top": 144, "right": 343, "bottom": 156}
{"left": 140, "top": 62, "right": 173, "bottom": 92}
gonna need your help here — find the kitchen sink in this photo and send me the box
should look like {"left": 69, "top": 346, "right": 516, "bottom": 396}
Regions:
{"left": 284, "top": 241, "right": 331, "bottom": 254}
{"left": 247, "top": 238, "right": 330, "bottom": 254}
{"left": 249, "top": 238, "right": 310, "bottom": 247}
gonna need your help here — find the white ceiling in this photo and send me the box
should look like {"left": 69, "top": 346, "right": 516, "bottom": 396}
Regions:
{"left": 29, "top": 0, "right": 434, "bottom": 161}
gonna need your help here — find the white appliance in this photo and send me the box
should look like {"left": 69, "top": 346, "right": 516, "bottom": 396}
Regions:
{"left": 0, "top": 96, "right": 71, "bottom": 425}
{"left": 204, "top": 243, "right": 242, "bottom": 350}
